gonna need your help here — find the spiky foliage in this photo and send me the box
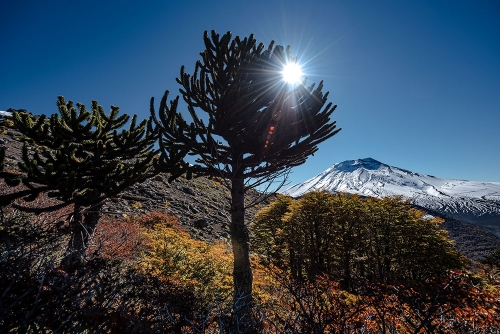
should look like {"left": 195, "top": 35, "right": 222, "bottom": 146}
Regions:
{"left": 152, "top": 30, "right": 340, "bottom": 183}
{"left": 3, "top": 98, "right": 157, "bottom": 206}
{"left": 151, "top": 30, "right": 341, "bottom": 332}
{"left": 0, "top": 97, "right": 158, "bottom": 270}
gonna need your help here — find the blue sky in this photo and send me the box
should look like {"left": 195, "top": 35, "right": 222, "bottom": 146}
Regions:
{"left": 1, "top": 0, "right": 499, "bottom": 185}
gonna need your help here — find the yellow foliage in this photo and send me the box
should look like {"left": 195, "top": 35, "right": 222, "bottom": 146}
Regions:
{"left": 131, "top": 201, "right": 143, "bottom": 209}
{"left": 136, "top": 212, "right": 286, "bottom": 311}
{"left": 138, "top": 214, "right": 233, "bottom": 305}
{"left": 251, "top": 257, "right": 283, "bottom": 307}
{"left": 0, "top": 119, "right": 14, "bottom": 128}
{"left": 253, "top": 190, "right": 466, "bottom": 286}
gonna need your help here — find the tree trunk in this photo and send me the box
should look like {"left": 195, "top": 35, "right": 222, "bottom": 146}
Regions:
{"left": 62, "top": 202, "right": 103, "bottom": 271}
{"left": 230, "top": 175, "right": 254, "bottom": 333}
{"left": 342, "top": 246, "right": 352, "bottom": 291}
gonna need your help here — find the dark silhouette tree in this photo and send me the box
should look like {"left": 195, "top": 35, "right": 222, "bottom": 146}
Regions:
{"left": 151, "top": 30, "right": 341, "bottom": 332}
{"left": 0, "top": 98, "right": 157, "bottom": 270}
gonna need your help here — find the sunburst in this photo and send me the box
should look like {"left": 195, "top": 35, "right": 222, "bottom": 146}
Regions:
{"left": 281, "top": 62, "right": 303, "bottom": 84}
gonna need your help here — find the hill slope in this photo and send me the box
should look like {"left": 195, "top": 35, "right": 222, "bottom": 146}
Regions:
{"left": 0, "top": 124, "right": 270, "bottom": 244}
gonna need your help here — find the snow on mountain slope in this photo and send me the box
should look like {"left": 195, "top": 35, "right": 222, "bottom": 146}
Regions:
{"left": 0, "top": 111, "right": 12, "bottom": 118}
{"left": 283, "top": 158, "right": 500, "bottom": 237}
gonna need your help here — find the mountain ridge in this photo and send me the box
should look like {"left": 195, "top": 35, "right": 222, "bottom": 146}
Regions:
{"left": 283, "top": 158, "right": 500, "bottom": 256}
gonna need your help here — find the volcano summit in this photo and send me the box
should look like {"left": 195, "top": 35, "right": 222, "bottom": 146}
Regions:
{"left": 284, "top": 158, "right": 500, "bottom": 238}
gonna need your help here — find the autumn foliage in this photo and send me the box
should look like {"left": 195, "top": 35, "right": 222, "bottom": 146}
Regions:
{"left": 251, "top": 192, "right": 500, "bottom": 333}
{"left": 238, "top": 265, "right": 500, "bottom": 333}
{"left": 1, "top": 197, "right": 500, "bottom": 332}
{"left": 253, "top": 191, "right": 466, "bottom": 289}
{"left": 138, "top": 212, "right": 234, "bottom": 306}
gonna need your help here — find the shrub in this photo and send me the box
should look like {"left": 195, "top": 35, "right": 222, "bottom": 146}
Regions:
{"left": 138, "top": 212, "right": 234, "bottom": 306}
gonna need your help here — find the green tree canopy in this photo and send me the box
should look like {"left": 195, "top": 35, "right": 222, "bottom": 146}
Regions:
{"left": 252, "top": 191, "right": 466, "bottom": 290}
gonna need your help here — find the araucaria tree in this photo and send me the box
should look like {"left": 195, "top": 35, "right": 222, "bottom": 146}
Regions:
{"left": 0, "top": 98, "right": 157, "bottom": 270}
{"left": 151, "top": 30, "right": 341, "bottom": 331}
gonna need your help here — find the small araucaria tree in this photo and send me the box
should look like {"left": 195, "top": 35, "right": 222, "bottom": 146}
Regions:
{"left": 0, "top": 97, "right": 157, "bottom": 270}
{"left": 151, "top": 30, "right": 341, "bottom": 331}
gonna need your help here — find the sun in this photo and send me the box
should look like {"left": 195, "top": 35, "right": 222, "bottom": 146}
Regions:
{"left": 282, "top": 62, "right": 303, "bottom": 84}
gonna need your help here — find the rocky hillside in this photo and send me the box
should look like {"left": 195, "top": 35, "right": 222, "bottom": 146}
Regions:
{"left": 102, "top": 174, "right": 273, "bottom": 244}
{"left": 0, "top": 122, "right": 272, "bottom": 244}
{"left": 416, "top": 206, "right": 500, "bottom": 260}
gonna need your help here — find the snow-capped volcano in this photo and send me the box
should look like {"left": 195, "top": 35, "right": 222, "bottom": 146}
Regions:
{"left": 283, "top": 158, "right": 500, "bottom": 237}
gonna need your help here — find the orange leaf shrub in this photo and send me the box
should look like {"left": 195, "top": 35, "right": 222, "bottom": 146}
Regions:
{"left": 88, "top": 214, "right": 144, "bottom": 262}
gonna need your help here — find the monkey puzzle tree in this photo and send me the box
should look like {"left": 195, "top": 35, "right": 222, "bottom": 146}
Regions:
{"left": 0, "top": 97, "right": 157, "bottom": 270}
{"left": 151, "top": 30, "right": 341, "bottom": 331}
